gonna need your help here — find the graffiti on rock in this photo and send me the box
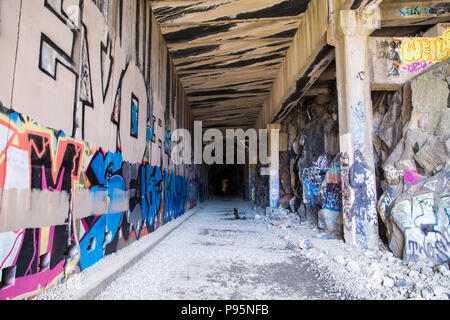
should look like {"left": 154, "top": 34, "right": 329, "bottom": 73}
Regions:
{"left": 392, "top": 193, "right": 449, "bottom": 265}
{"left": 404, "top": 170, "right": 423, "bottom": 189}
{"left": 321, "top": 156, "right": 342, "bottom": 212}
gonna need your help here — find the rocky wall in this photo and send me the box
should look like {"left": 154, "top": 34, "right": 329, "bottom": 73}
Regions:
{"left": 279, "top": 59, "right": 449, "bottom": 268}
{"left": 280, "top": 94, "right": 343, "bottom": 238}
{"left": 377, "top": 60, "right": 450, "bottom": 266}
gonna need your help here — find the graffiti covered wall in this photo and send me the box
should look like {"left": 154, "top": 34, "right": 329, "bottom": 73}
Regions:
{"left": 0, "top": 0, "right": 205, "bottom": 300}
{"left": 369, "top": 26, "right": 450, "bottom": 88}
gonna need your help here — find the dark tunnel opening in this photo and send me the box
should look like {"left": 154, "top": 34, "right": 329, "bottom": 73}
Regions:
{"left": 208, "top": 164, "right": 245, "bottom": 198}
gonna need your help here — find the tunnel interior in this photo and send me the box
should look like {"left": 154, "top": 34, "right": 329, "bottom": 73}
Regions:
{"left": 208, "top": 164, "right": 245, "bottom": 197}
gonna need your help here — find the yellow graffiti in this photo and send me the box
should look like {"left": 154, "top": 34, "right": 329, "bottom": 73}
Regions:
{"left": 401, "top": 29, "right": 450, "bottom": 63}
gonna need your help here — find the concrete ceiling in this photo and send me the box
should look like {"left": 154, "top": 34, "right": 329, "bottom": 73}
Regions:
{"left": 150, "top": 0, "right": 311, "bottom": 129}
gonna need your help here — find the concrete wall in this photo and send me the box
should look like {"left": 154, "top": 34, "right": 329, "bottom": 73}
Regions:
{"left": 0, "top": 0, "right": 205, "bottom": 300}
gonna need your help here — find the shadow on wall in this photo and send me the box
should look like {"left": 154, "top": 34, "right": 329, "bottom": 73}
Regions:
{"left": 0, "top": 105, "right": 206, "bottom": 300}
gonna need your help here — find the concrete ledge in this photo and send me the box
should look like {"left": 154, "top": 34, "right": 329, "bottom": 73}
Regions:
{"left": 36, "top": 205, "right": 202, "bottom": 300}
{"left": 77, "top": 206, "right": 202, "bottom": 300}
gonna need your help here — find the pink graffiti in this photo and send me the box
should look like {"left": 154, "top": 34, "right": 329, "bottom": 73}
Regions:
{"left": 0, "top": 260, "right": 65, "bottom": 300}
{"left": 402, "top": 61, "right": 433, "bottom": 73}
{"left": 404, "top": 170, "right": 422, "bottom": 186}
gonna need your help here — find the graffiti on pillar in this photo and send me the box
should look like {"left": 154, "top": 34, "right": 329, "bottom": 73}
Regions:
{"left": 163, "top": 170, "right": 188, "bottom": 223}
{"left": 39, "top": 1, "right": 77, "bottom": 78}
{"left": 356, "top": 71, "right": 365, "bottom": 81}
{"left": 340, "top": 152, "right": 352, "bottom": 233}
{"left": 349, "top": 150, "right": 378, "bottom": 247}
{"left": 269, "top": 169, "right": 280, "bottom": 208}
{"left": 351, "top": 101, "right": 366, "bottom": 153}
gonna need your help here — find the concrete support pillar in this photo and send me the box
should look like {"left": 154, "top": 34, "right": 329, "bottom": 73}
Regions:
{"left": 267, "top": 123, "right": 281, "bottom": 209}
{"left": 332, "top": 8, "right": 380, "bottom": 249}
{"left": 249, "top": 165, "right": 255, "bottom": 203}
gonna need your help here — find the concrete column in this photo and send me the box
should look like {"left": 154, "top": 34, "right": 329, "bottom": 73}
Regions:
{"left": 266, "top": 123, "right": 281, "bottom": 209}
{"left": 333, "top": 8, "right": 380, "bottom": 249}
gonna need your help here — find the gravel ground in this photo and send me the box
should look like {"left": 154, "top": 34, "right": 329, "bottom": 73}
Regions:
{"left": 95, "top": 199, "right": 340, "bottom": 300}
{"left": 36, "top": 198, "right": 450, "bottom": 300}
{"left": 259, "top": 207, "right": 450, "bottom": 300}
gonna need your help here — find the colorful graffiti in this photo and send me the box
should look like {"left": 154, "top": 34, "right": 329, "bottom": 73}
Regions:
{"left": 392, "top": 193, "right": 449, "bottom": 265}
{"left": 397, "top": 6, "right": 437, "bottom": 17}
{"left": 302, "top": 155, "right": 330, "bottom": 209}
{"left": 400, "top": 29, "right": 450, "bottom": 64}
{"left": 404, "top": 170, "right": 423, "bottom": 189}
{"left": 402, "top": 61, "right": 433, "bottom": 73}
{"left": 130, "top": 95, "right": 139, "bottom": 138}
{"left": 0, "top": 106, "right": 82, "bottom": 299}
{"left": 0, "top": 105, "right": 200, "bottom": 299}
{"left": 340, "top": 152, "right": 352, "bottom": 234}
{"left": 269, "top": 168, "right": 280, "bottom": 208}
{"left": 321, "top": 156, "right": 342, "bottom": 212}
{"left": 0, "top": 0, "right": 204, "bottom": 300}
{"left": 165, "top": 122, "right": 171, "bottom": 156}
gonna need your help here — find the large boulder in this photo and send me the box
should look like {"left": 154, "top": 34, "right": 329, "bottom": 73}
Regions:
{"left": 318, "top": 208, "right": 343, "bottom": 238}
{"left": 317, "top": 155, "right": 344, "bottom": 238}
{"left": 386, "top": 166, "right": 450, "bottom": 266}
{"left": 414, "top": 135, "right": 450, "bottom": 176}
